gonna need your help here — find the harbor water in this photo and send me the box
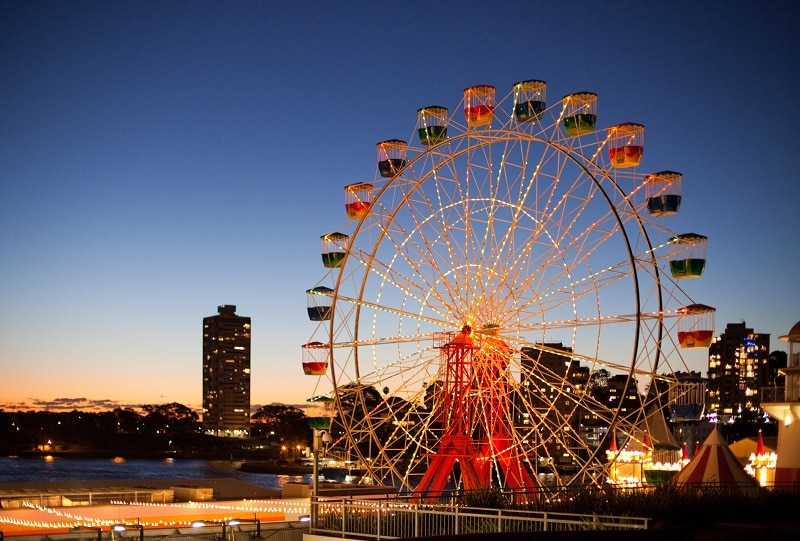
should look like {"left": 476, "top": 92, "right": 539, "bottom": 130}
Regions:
{"left": 0, "top": 456, "right": 310, "bottom": 493}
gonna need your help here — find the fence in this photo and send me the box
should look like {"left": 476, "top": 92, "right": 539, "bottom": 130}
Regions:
{"left": 311, "top": 499, "right": 649, "bottom": 540}
{"left": 2, "top": 495, "right": 653, "bottom": 541}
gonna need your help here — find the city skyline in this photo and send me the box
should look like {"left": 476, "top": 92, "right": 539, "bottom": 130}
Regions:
{"left": 2, "top": 1, "right": 799, "bottom": 413}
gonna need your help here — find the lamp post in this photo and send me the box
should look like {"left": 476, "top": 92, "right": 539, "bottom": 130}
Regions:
{"left": 311, "top": 428, "right": 331, "bottom": 528}
{"left": 307, "top": 394, "right": 334, "bottom": 529}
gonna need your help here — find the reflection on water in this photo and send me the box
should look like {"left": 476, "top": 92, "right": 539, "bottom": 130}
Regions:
{"left": 0, "top": 457, "right": 309, "bottom": 493}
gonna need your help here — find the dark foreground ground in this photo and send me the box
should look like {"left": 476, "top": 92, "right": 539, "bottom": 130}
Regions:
{"left": 400, "top": 523, "right": 800, "bottom": 541}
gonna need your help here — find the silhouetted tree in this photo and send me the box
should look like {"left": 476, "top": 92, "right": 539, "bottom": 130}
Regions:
{"left": 587, "top": 368, "right": 611, "bottom": 403}
{"left": 251, "top": 404, "right": 310, "bottom": 444}
{"left": 111, "top": 407, "right": 145, "bottom": 434}
{"left": 331, "top": 383, "right": 393, "bottom": 457}
{"left": 141, "top": 403, "right": 199, "bottom": 435}
{"left": 769, "top": 349, "right": 788, "bottom": 387}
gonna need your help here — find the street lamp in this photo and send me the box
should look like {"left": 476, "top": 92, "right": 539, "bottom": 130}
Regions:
{"left": 312, "top": 428, "right": 332, "bottom": 527}
{"left": 111, "top": 524, "right": 144, "bottom": 541}
{"left": 306, "top": 394, "right": 334, "bottom": 529}
{"left": 192, "top": 520, "right": 224, "bottom": 539}
{"left": 227, "top": 518, "right": 260, "bottom": 538}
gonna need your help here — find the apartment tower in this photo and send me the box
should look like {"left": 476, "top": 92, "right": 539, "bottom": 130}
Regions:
{"left": 202, "top": 305, "right": 251, "bottom": 437}
{"left": 707, "top": 321, "right": 770, "bottom": 422}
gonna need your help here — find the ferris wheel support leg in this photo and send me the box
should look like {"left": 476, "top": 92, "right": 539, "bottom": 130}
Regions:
{"left": 413, "top": 453, "right": 457, "bottom": 503}
{"left": 480, "top": 437, "right": 538, "bottom": 494}
{"left": 412, "top": 434, "right": 486, "bottom": 501}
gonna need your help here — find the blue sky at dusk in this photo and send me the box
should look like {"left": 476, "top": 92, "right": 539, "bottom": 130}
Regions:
{"left": 1, "top": 1, "right": 799, "bottom": 412}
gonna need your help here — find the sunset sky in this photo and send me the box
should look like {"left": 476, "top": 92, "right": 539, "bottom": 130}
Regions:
{"left": 2, "top": 1, "right": 799, "bottom": 413}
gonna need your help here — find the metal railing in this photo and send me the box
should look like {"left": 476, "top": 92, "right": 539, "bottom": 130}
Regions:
{"left": 0, "top": 490, "right": 173, "bottom": 509}
{"left": 0, "top": 521, "right": 306, "bottom": 541}
{"left": 762, "top": 385, "right": 800, "bottom": 403}
{"left": 762, "top": 386, "right": 787, "bottom": 402}
{"left": 311, "top": 499, "right": 649, "bottom": 540}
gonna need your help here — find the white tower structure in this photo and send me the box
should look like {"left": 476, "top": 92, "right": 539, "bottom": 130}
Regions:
{"left": 762, "top": 320, "right": 800, "bottom": 484}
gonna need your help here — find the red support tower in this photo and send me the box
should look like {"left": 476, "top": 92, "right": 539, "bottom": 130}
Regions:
{"left": 413, "top": 325, "right": 536, "bottom": 500}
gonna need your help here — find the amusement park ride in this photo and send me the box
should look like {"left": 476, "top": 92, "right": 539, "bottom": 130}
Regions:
{"left": 301, "top": 80, "right": 715, "bottom": 495}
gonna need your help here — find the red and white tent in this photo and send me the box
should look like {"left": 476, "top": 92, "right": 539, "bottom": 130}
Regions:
{"left": 670, "top": 426, "right": 759, "bottom": 492}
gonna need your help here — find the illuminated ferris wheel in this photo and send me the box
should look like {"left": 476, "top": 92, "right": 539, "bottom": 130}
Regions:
{"left": 303, "top": 80, "right": 713, "bottom": 493}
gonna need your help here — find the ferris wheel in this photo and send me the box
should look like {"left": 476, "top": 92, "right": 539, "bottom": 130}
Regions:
{"left": 303, "top": 80, "right": 712, "bottom": 494}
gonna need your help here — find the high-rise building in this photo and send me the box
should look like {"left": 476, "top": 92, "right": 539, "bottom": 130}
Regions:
{"left": 202, "top": 305, "right": 251, "bottom": 437}
{"left": 707, "top": 322, "right": 770, "bottom": 422}
{"left": 606, "top": 373, "right": 643, "bottom": 423}
{"left": 519, "top": 344, "right": 590, "bottom": 470}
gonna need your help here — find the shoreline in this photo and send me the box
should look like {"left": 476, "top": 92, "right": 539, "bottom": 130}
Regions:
{"left": 3, "top": 452, "right": 314, "bottom": 477}
{"left": 0, "top": 477, "right": 282, "bottom": 501}
{"left": 3, "top": 450, "right": 292, "bottom": 462}
{"left": 239, "top": 460, "right": 312, "bottom": 475}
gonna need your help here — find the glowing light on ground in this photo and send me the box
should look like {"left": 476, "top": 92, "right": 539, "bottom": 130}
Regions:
{"left": 0, "top": 499, "right": 310, "bottom": 535}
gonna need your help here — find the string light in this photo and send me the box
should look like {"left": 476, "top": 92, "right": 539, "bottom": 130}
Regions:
{"left": 0, "top": 499, "right": 310, "bottom": 532}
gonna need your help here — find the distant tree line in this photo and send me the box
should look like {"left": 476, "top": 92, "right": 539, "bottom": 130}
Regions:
{"left": 0, "top": 403, "right": 312, "bottom": 458}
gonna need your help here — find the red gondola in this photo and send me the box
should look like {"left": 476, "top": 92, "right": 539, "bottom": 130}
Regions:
{"left": 677, "top": 304, "right": 715, "bottom": 348}
{"left": 301, "top": 342, "right": 330, "bottom": 376}
{"left": 344, "top": 182, "right": 373, "bottom": 220}
{"left": 463, "top": 85, "right": 496, "bottom": 127}
{"left": 608, "top": 122, "right": 644, "bottom": 168}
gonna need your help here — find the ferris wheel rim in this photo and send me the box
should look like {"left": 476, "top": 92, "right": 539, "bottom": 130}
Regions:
{"left": 307, "top": 82, "right": 699, "bottom": 492}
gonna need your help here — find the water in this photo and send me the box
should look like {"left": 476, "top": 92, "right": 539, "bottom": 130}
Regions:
{"left": 0, "top": 456, "right": 311, "bottom": 493}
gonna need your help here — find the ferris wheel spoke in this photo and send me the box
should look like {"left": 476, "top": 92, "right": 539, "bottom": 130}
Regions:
{"left": 344, "top": 233, "right": 468, "bottom": 331}
{"left": 513, "top": 339, "right": 653, "bottom": 378}
{"left": 373, "top": 182, "right": 484, "bottom": 326}
{"left": 507, "top": 265, "right": 625, "bottom": 331}
{"left": 494, "top": 200, "right": 630, "bottom": 322}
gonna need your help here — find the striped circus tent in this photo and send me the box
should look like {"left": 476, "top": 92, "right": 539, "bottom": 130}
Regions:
{"left": 670, "top": 426, "right": 760, "bottom": 493}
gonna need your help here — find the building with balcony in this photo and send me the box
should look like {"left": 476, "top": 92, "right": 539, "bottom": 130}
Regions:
{"left": 706, "top": 322, "right": 771, "bottom": 422}
{"left": 762, "top": 320, "right": 800, "bottom": 483}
